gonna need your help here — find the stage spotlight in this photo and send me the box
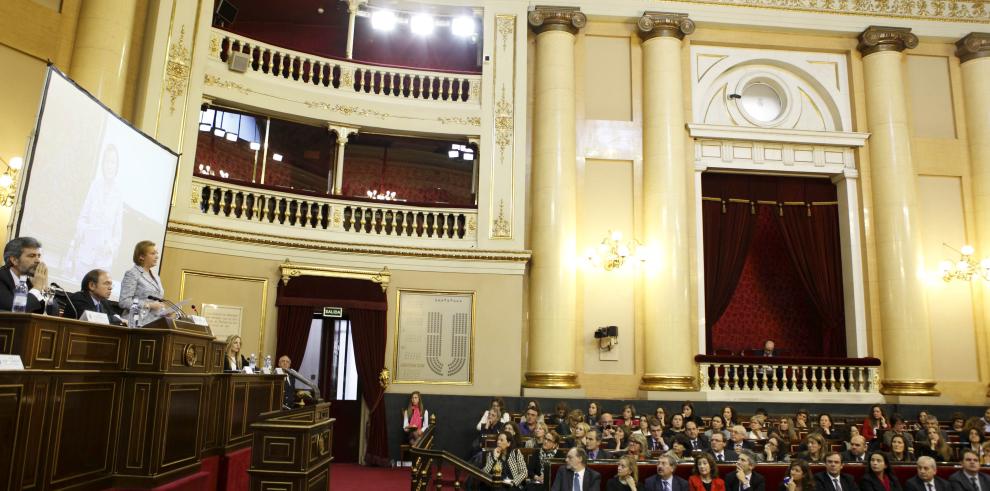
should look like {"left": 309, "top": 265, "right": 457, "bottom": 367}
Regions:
{"left": 451, "top": 16, "right": 475, "bottom": 37}
{"left": 371, "top": 10, "right": 397, "bottom": 31}
{"left": 410, "top": 14, "right": 434, "bottom": 35}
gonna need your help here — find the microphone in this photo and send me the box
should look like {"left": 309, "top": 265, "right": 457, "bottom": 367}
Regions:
{"left": 49, "top": 282, "right": 78, "bottom": 319}
{"left": 147, "top": 295, "right": 186, "bottom": 319}
{"left": 286, "top": 368, "right": 322, "bottom": 401}
{"left": 190, "top": 304, "right": 200, "bottom": 315}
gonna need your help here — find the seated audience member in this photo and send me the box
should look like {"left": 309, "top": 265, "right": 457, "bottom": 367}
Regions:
{"left": 816, "top": 413, "right": 844, "bottom": 441}
{"left": 761, "top": 435, "right": 783, "bottom": 463}
{"left": 562, "top": 422, "right": 589, "bottom": 449}
{"left": 815, "top": 452, "right": 861, "bottom": 491}
{"left": 796, "top": 433, "right": 828, "bottom": 464}
{"left": 778, "top": 418, "right": 799, "bottom": 445}
{"left": 550, "top": 447, "right": 601, "bottom": 491}
{"left": 505, "top": 421, "right": 524, "bottom": 447}
{"left": 730, "top": 425, "right": 754, "bottom": 454}
{"left": 600, "top": 412, "right": 617, "bottom": 440}
{"left": 587, "top": 401, "right": 601, "bottom": 426}
{"left": 889, "top": 434, "right": 916, "bottom": 464}
{"left": 608, "top": 424, "right": 632, "bottom": 453}
{"left": 69, "top": 269, "right": 124, "bottom": 325}
{"left": 483, "top": 431, "right": 527, "bottom": 489}
{"left": 754, "top": 409, "right": 770, "bottom": 425}
{"left": 904, "top": 456, "right": 950, "bottom": 491}
{"left": 914, "top": 411, "right": 930, "bottom": 433}
{"left": 795, "top": 409, "right": 811, "bottom": 430}
{"left": 724, "top": 450, "right": 766, "bottom": 491}
{"left": 688, "top": 453, "right": 725, "bottom": 491}
{"left": 707, "top": 415, "right": 732, "bottom": 443}
{"left": 723, "top": 406, "right": 739, "bottom": 427}
{"left": 949, "top": 413, "right": 966, "bottom": 434}
{"left": 666, "top": 414, "right": 687, "bottom": 439}
{"left": 621, "top": 404, "right": 639, "bottom": 426}
{"left": 0, "top": 237, "right": 49, "bottom": 313}
{"left": 402, "top": 391, "right": 429, "bottom": 444}
{"left": 683, "top": 402, "right": 703, "bottom": 426}
{"left": 519, "top": 400, "right": 543, "bottom": 425}
{"left": 666, "top": 435, "right": 693, "bottom": 462}
{"left": 608, "top": 454, "right": 642, "bottom": 491}
{"left": 884, "top": 416, "right": 916, "bottom": 450}
{"left": 477, "top": 398, "right": 510, "bottom": 434}
{"left": 648, "top": 417, "right": 671, "bottom": 453}
{"left": 520, "top": 406, "right": 540, "bottom": 436}
{"left": 118, "top": 240, "right": 167, "bottom": 316}
{"left": 551, "top": 402, "right": 569, "bottom": 430}
{"left": 917, "top": 427, "right": 953, "bottom": 463}
{"left": 859, "top": 451, "right": 902, "bottom": 491}
{"left": 646, "top": 454, "right": 689, "bottom": 491}
{"left": 980, "top": 408, "right": 990, "bottom": 435}
{"left": 560, "top": 410, "right": 587, "bottom": 440}
{"left": 949, "top": 450, "right": 990, "bottom": 491}
{"left": 862, "top": 406, "right": 889, "bottom": 446}
{"left": 842, "top": 435, "right": 868, "bottom": 464}
{"left": 962, "top": 427, "right": 984, "bottom": 457}
{"left": 748, "top": 416, "right": 768, "bottom": 440}
{"left": 223, "top": 334, "right": 248, "bottom": 372}
{"left": 709, "top": 432, "right": 738, "bottom": 463}
{"left": 635, "top": 417, "right": 651, "bottom": 437}
{"left": 627, "top": 434, "right": 649, "bottom": 461}
{"left": 526, "top": 422, "right": 549, "bottom": 448}
{"left": 686, "top": 420, "right": 711, "bottom": 452}
{"left": 585, "top": 429, "right": 611, "bottom": 461}
{"left": 915, "top": 416, "right": 948, "bottom": 444}
{"left": 782, "top": 460, "right": 815, "bottom": 491}
{"left": 277, "top": 355, "right": 296, "bottom": 408}
{"left": 526, "top": 429, "right": 562, "bottom": 488}
{"left": 761, "top": 339, "right": 778, "bottom": 357}
{"left": 655, "top": 407, "right": 669, "bottom": 428}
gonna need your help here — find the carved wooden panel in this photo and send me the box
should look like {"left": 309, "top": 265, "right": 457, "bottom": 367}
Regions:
{"left": 50, "top": 380, "right": 119, "bottom": 488}
{"left": 261, "top": 436, "right": 297, "bottom": 465}
{"left": 307, "top": 470, "right": 328, "bottom": 491}
{"left": 0, "top": 327, "right": 13, "bottom": 354}
{"left": 20, "top": 380, "right": 49, "bottom": 490}
{"left": 125, "top": 382, "right": 153, "bottom": 470}
{"left": 137, "top": 339, "right": 158, "bottom": 367}
{"left": 160, "top": 383, "right": 203, "bottom": 470}
{"left": 65, "top": 332, "right": 122, "bottom": 366}
{"left": 0, "top": 385, "right": 23, "bottom": 490}
{"left": 37, "top": 329, "right": 57, "bottom": 363}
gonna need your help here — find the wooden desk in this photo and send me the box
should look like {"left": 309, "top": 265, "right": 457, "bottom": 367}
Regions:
{"left": 248, "top": 403, "right": 335, "bottom": 490}
{"left": 0, "top": 313, "right": 283, "bottom": 490}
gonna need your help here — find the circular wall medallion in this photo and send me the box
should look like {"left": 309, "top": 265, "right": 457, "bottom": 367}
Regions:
{"left": 183, "top": 344, "right": 198, "bottom": 366}
{"left": 739, "top": 82, "right": 783, "bottom": 123}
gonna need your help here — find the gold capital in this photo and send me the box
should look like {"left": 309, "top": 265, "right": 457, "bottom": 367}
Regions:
{"left": 527, "top": 6, "right": 586, "bottom": 35}
{"left": 638, "top": 12, "right": 695, "bottom": 41}
{"left": 857, "top": 26, "right": 918, "bottom": 56}
{"left": 956, "top": 33, "right": 990, "bottom": 63}
{"left": 879, "top": 379, "right": 940, "bottom": 396}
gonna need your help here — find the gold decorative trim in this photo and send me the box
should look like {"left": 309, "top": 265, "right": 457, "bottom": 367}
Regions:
{"left": 497, "top": 15, "right": 515, "bottom": 51}
{"left": 279, "top": 260, "right": 390, "bottom": 291}
{"left": 467, "top": 216, "right": 477, "bottom": 232}
{"left": 858, "top": 26, "right": 919, "bottom": 56}
{"left": 528, "top": 6, "right": 586, "bottom": 35}
{"left": 495, "top": 87, "right": 513, "bottom": 160}
{"left": 209, "top": 33, "right": 221, "bottom": 58}
{"left": 664, "top": 0, "right": 990, "bottom": 23}
{"left": 178, "top": 270, "right": 269, "bottom": 349}
{"left": 340, "top": 67, "right": 354, "bottom": 88}
{"left": 880, "top": 379, "right": 941, "bottom": 396}
{"left": 304, "top": 101, "right": 389, "bottom": 119}
{"left": 523, "top": 371, "right": 580, "bottom": 389}
{"left": 167, "top": 220, "right": 531, "bottom": 262}
{"left": 437, "top": 116, "right": 481, "bottom": 126}
{"left": 203, "top": 74, "right": 250, "bottom": 95}
{"left": 165, "top": 26, "right": 192, "bottom": 114}
{"left": 392, "top": 289, "right": 476, "bottom": 385}
{"left": 638, "top": 12, "right": 695, "bottom": 41}
{"left": 491, "top": 200, "right": 511, "bottom": 239}
{"left": 640, "top": 374, "right": 697, "bottom": 391}
{"left": 956, "top": 32, "right": 990, "bottom": 63}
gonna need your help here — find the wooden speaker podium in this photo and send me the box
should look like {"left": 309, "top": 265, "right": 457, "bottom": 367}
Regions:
{"left": 248, "top": 402, "right": 335, "bottom": 490}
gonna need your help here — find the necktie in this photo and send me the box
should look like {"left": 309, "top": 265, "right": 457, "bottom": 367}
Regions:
{"left": 927, "top": 483, "right": 934, "bottom": 491}
{"left": 573, "top": 472, "right": 581, "bottom": 491}
{"left": 833, "top": 478, "right": 842, "bottom": 491}
{"left": 693, "top": 440, "right": 699, "bottom": 448}
{"left": 663, "top": 480, "right": 670, "bottom": 491}
{"left": 717, "top": 453, "right": 724, "bottom": 462}
{"left": 95, "top": 302, "right": 101, "bottom": 313}
{"left": 972, "top": 477, "right": 980, "bottom": 491}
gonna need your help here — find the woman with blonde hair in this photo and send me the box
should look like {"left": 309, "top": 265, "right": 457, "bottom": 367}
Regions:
{"left": 607, "top": 454, "right": 641, "bottom": 491}
{"left": 223, "top": 334, "right": 248, "bottom": 372}
{"left": 777, "top": 417, "right": 799, "bottom": 444}
{"left": 525, "top": 422, "right": 549, "bottom": 448}
{"left": 794, "top": 433, "right": 827, "bottom": 463}
{"left": 118, "top": 240, "right": 168, "bottom": 320}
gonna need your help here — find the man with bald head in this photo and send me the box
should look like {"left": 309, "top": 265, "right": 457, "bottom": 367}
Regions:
{"left": 905, "top": 456, "right": 951, "bottom": 491}
{"left": 278, "top": 355, "right": 295, "bottom": 408}
{"left": 841, "top": 435, "right": 868, "bottom": 463}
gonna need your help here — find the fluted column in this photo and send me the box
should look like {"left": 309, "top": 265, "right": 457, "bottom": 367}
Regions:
{"left": 523, "top": 6, "right": 585, "bottom": 389}
{"left": 637, "top": 12, "right": 696, "bottom": 391}
{"left": 328, "top": 124, "right": 359, "bottom": 194}
{"left": 859, "top": 26, "right": 938, "bottom": 396}
{"left": 955, "top": 33, "right": 990, "bottom": 395}
{"left": 70, "top": 0, "right": 138, "bottom": 113}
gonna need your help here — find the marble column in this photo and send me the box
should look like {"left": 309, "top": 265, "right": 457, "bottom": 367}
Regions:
{"left": 70, "top": 0, "right": 138, "bottom": 113}
{"left": 345, "top": 0, "right": 367, "bottom": 60}
{"left": 858, "top": 26, "right": 938, "bottom": 396}
{"left": 955, "top": 32, "right": 990, "bottom": 395}
{"left": 328, "top": 124, "right": 359, "bottom": 194}
{"left": 523, "top": 6, "right": 585, "bottom": 389}
{"left": 637, "top": 12, "right": 696, "bottom": 391}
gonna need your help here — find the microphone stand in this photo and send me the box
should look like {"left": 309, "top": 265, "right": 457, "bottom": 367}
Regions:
{"left": 147, "top": 295, "right": 186, "bottom": 319}
{"left": 286, "top": 368, "right": 322, "bottom": 401}
{"left": 50, "top": 283, "right": 77, "bottom": 319}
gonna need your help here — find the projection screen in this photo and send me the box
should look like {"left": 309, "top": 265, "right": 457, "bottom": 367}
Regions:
{"left": 16, "top": 67, "right": 178, "bottom": 300}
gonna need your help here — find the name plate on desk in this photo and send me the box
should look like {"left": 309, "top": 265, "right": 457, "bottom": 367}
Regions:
{"left": 0, "top": 354, "right": 24, "bottom": 370}
{"left": 189, "top": 315, "right": 209, "bottom": 326}
{"left": 80, "top": 310, "right": 110, "bottom": 324}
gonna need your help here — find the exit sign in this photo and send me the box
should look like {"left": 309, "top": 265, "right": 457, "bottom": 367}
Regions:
{"left": 322, "top": 307, "right": 343, "bottom": 318}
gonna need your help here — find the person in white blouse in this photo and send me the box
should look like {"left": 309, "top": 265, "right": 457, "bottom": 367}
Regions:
{"left": 117, "top": 241, "right": 166, "bottom": 316}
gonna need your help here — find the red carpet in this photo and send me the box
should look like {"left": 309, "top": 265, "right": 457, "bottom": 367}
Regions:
{"left": 331, "top": 464, "right": 411, "bottom": 491}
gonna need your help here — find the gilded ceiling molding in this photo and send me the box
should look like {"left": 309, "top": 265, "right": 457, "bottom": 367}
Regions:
{"left": 857, "top": 26, "right": 918, "bottom": 56}
{"left": 956, "top": 32, "right": 990, "bottom": 63}
{"left": 663, "top": 0, "right": 990, "bottom": 23}
{"left": 527, "top": 6, "right": 586, "bottom": 35}
{"left": 279, "top": 260, "right": 390, "bottom": 290}
{"left": 638, "top": 12, "right": 695, "bottom": 41}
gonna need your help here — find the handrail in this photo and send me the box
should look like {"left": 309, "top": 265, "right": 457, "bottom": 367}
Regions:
{"left": 407, "top": 418, "right": 508, "bottom": 490}
{"left": 694, "top": 355, "right": 881, "bottom": 366}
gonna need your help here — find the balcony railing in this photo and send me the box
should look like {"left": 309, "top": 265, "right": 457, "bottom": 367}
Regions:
{"left": 695, "top": 355, "right": 881, "bottom": 395}
{"left": 192, "top": 177, "right": 478, "bottom": 243}
{"left": 211, "top": 29, "right": 481, "bottom": 105}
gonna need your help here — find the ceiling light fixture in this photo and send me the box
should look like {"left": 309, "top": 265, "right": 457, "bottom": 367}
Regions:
{"left": 410, "top": 14, "right": 434, "bottom": 36}
{"left": 451, "top": 16, "right": 475, "bottom": 37}
{"left": 371, "top": 10, "right": 397, "bottom": 31}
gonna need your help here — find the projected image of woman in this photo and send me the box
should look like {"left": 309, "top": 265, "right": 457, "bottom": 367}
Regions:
{"left": 66, "top": 143, "right": 123, "bottom": 281}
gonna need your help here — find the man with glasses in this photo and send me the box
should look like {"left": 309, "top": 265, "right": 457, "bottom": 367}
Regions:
{"left": 645, "top": 454, "right": 689, "bottom": 491}
{"left": 528, "top": 430, "right": 562, "bottom": 489}
{"left": 708, "top": 432, "right": 738, "bottom": 462}
{"left": 550, "top": 447, "right": 601, "bottom": 491}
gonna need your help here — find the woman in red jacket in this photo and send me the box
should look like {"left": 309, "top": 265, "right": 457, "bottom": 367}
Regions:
{"left": 688, "top": 453, "right": 725, "bottom": 491}
{"left": 862, "top": 405, "right": 889, "bottom": 443}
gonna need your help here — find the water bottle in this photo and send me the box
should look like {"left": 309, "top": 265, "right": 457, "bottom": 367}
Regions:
{"left": 138, "top": 302, "right": 150, "bottom": 326}
{"left": 263, "top": 355, "right": 273, "bottom": 373}
{"left": 249, "top": 353, "right": 257, "bottom": 370}
{"left": 128, "top": 299, "right": 142, "bottom": 327}
{"left": 12, "top": 276, "right": 28, "bottom": 313}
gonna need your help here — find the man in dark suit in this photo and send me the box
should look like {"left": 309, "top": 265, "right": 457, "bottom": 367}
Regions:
{"left": 905, "top": 456, "right": 951, "bottom": 491}
{"left": 840, "top": 436, "right": 868, "bottom": 464}
{"left": 708, "top": 432, "right": 739, "bottom": 463}
{"left": 550, "top": 447, "right": 601, "bottom": 491}
{"left": 815, "top": 452, "right": 860, "bottom": 491}
{"left": 685, "top": 421, "right": 711, "bottom": 452}
{"left": 647, "top": 417, "right": 670, "bottom": 453}
{"left": 730, "top": 426, "right": 755, "bottom": 455}
{"left": 583, "top": 429, "right": 611, "bottom": 461}
{"left": 724, "top": 450, "right": 765, "bottom": 491}
{"left": 68, "top": 269, "right": 124, "bottom": 325}
{"left": 949, "top": 451, "right": 990, "bottom": 491}
{"left": 645, "top": 454, "right": 690, "bottom": 491}
{"left": 527, "top": 431, "right": 562, "bottom": 489}
{"left": 277, "top": 355, "right": 296, "bottom": 408}
{"left": 0, "top": 236, "right": 48, "bottom": 313}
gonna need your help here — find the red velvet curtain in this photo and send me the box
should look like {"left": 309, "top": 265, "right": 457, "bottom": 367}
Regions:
{"left": 776, "top": 180, "right": 846, "bottom": 357}
{"left": 702, "top": 174, "right": 757, "bottom": 353}
{"left": 350, "top": 308, "right": 389, "bottom": 466}
{"left": 274, "top": 304, "right": 314, "bottom": 370}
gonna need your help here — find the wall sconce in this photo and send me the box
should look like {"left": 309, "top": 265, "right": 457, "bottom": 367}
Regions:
{"left": 585, "top": 230, "right": 644, "bottom": 271}
{"left": 594, "top": 325, "right": 618, "bottom": 351}
{"left": 0, "top": 155, "right": 23, "bottom": 207}
{"left": 939, "top": 242, "right": 990, "bottom": 282}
